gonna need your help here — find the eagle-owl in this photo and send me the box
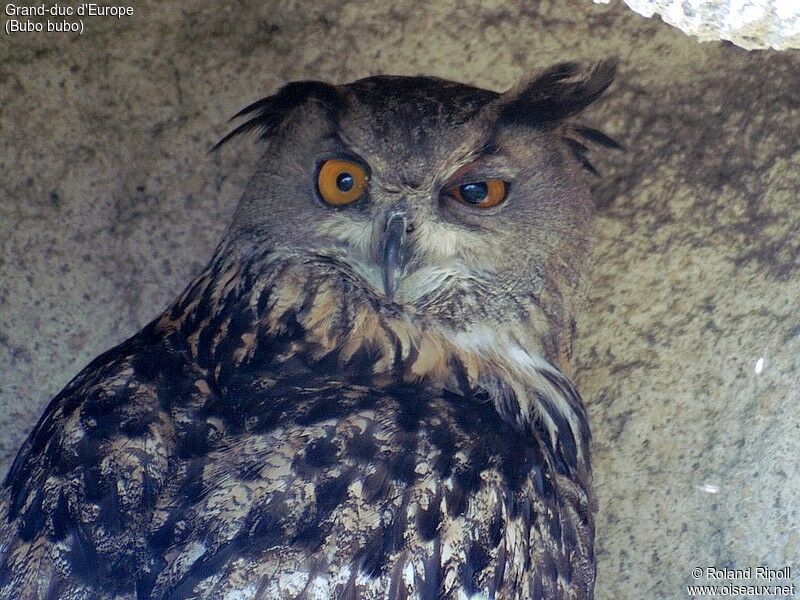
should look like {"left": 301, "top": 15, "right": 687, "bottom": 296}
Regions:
{"left": 0, "top": 61, "right": 618, "bottom": 599}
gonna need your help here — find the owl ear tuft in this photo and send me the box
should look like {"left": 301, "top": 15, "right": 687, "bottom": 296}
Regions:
{"left": 498, "top": 59, "right": 617, "bottom": 127}
{"left": 212, "top": 81, "right": 345, "bottom": 151}
{"left": 497, "top": 59, "right": 621, "bottom": 177}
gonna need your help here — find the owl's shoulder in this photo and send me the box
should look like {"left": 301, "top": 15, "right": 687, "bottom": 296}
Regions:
{"left": 1, "top": 315, "right": 593, "bottom": 600}
{"left": 0, "top": 323, "right": 198, "bottom": 598}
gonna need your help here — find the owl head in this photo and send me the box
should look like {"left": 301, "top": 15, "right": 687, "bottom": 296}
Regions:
{"left": 215, "top": 61, "right": 618, "bottom": 372}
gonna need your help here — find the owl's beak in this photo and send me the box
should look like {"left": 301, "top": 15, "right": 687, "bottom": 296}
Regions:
{"left": 382, "top": 213, "right": 407, "bottom": 302}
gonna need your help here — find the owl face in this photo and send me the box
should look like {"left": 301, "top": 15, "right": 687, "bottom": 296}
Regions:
{"left": 226, "top": 64, "right": 615, "bottom": 358}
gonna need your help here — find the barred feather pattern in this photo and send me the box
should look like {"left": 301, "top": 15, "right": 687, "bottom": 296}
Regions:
{"left": 0, "top": 244, "right": 595, "bottom": 600}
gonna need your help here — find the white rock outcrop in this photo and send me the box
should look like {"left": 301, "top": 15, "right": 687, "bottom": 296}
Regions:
{"left": 595, "top": 0, "right": 800, "bottom": 49}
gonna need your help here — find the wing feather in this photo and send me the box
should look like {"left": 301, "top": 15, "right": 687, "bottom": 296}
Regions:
{"left": 1, "top": 271, "right": 594, "bottom": 600}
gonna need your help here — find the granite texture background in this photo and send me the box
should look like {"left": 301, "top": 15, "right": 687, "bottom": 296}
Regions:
{"left": 1, "top": 1, "right": 799, "bottom": 598}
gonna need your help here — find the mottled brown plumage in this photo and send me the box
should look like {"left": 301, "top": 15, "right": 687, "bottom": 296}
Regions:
{"left": 1, "top": 61, "right": 617, "bottom": 599}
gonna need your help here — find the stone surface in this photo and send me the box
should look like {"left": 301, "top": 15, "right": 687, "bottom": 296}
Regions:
{"left": 598, "top": 0, "right": 800, "bottom": 50}
{"left": 1, "top": 2, "right": 799, "bottom": 599}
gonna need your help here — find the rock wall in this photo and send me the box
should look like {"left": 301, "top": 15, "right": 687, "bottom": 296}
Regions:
{"left": 2, "top": 1, "right": 799, "bottom": 598}
{"left": 601, "top": 0, "right": 800, "bottom": 49}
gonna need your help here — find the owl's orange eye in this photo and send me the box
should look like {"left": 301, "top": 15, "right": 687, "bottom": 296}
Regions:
{"left": 317, "top": 159, "right": 369, "bottom": 206}
{"left": 448, "top": 179, "right": 507, "bottom": 208}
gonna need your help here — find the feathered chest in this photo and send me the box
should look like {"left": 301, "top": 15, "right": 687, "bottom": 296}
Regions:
{"left": 145, "top": 251, "right": 596, "bottom": 598}
{"left": 1, "top": 250, "right": 595, "bottom": 600}
{"left": 146, "top": 374, "right": 594, "bottom": 600}
{"left": 163, "top": 249, "right": 590, "bottom": 457}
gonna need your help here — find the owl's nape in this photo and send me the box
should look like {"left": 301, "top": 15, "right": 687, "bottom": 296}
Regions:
{"left": 1, "top": 61, "right": 617, "bottom": 600}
